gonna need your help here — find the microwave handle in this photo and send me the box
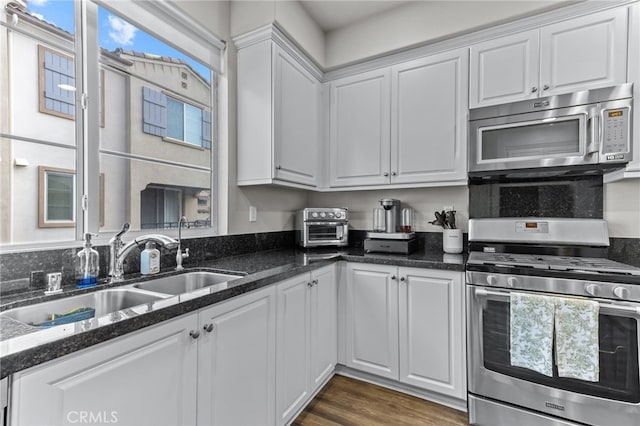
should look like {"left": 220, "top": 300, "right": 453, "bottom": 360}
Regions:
{"left": 474, "top": 287, "right": 640, "bottom": 318}
{"left": 587, "top": 111, "right": 600, "bottom": 155}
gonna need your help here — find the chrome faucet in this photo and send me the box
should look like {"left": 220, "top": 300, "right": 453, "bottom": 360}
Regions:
{"left": 108, "top": 223, "right": 179, "bottom": 282}
{"left": 176, "top": 216, "right": 190, "bottom": 271}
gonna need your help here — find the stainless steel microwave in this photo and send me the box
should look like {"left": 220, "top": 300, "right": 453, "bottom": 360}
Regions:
{"left": 469, "top": 83, "right": 633, "bottom": 175}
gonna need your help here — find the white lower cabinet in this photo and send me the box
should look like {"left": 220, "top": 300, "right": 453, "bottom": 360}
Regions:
{"left": 10, "top": 313, "right": 200, "bottom": 426}
{"left": 398, "top": 267, "right": 466, "bottom": 399}
{"left": 276, "top": 265, "right": 337, "bottom": 426}
{"left": 197, "top": 285, "right": 277, "bottom": 426}
{"left": 345, "top": 263, "right": 466, "bottom": 400}
{"left": 9, "top": 286, "right": 276, "bottom": 426}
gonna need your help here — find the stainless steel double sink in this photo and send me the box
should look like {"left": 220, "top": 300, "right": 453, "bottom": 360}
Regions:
{"left": 0, "top": 271, "right": 242, "bottom": 328}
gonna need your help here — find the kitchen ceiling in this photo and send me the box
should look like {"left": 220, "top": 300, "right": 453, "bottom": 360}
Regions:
{"left": 300, "top": 0, "right": 412, "bottom": 31}
{"left": 299, "top": 0, "right": 578, "bottom": 32}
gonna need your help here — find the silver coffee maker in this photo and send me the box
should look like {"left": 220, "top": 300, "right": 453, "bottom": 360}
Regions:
{"left": 379, "top": 198, "right": 401, "bottom": 233}
{"left": 365, "top": 198, "right": 417, "bottom": 254}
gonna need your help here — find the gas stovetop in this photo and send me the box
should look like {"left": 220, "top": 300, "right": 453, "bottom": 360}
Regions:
{"left": 467, "top": 252, "right": 640, "bottom": 276}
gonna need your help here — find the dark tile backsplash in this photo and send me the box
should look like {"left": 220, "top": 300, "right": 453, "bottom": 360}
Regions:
{"left": 0, "top": 231, "right": 295, "bottom": 296}
{"left": 469, "top": 175, "right": 603, "bottom": 219}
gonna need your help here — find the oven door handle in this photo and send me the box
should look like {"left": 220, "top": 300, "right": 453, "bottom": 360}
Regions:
{"left": 474, "top": 288, "right": 640, "bottom": 318}
{"left": 305, "top": 221, "right": 346, "bottom": 226}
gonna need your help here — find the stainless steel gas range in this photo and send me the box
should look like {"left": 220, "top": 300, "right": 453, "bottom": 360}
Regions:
{"left": 466, "top": 218, "right": 640, "bottom": 426}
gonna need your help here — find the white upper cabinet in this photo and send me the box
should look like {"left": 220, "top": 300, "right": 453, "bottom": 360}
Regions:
{"left": 236, "top": 28, "right": 321, "bottom": 188}
{"left": 329, "top": 48, "right": 468, "bottom": 188}
{"left": 540, "top": 8, "right": 627, "bottom": 96}
{"left": 469, "top": 30, "right": 540, "bottom": 107}
{"left": 470, "top": 8, "right": 628, "bottom": 108}
{"left": 329, "top": 69, "right": 391, "bottom": 187}
{"left": 390, "top": 49, "right": 468, "bottom": 184}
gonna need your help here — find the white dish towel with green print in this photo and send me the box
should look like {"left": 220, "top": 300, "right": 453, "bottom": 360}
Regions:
{"left": 555, "top": 297, "right": 600, "bottom": 382}
{"left": 510, "top": 292, "right": 555, "bottom": 377}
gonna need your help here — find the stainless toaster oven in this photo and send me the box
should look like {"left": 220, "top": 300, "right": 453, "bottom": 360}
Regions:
{"left": 295, "top": 208, "right": 348, "bottom": 248}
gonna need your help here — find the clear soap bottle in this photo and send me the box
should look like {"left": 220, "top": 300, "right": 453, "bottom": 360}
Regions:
{"left": 76, "top": 233, "right": 99, "bottom": 288}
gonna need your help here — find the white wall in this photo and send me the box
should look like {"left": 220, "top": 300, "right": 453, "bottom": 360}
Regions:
{"left": 324, "top": 1, "right": 573, "bottom": 68}
{"left": 604, "top": 180, "right": 640, "bottom": 238}
{"left": 308, "top": 187, "right": 469, "bottom": 232}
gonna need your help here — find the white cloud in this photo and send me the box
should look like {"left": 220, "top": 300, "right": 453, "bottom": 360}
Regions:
{"left": 31, "top": 12, "right": 45, "bottom": 20}
{"left": 28, "top": 0, "right": 48, "bottom": 6}
{"left": 107, "top": 15, "right": 137, "bottom": 46}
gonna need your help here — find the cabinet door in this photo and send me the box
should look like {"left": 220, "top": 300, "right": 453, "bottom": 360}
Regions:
{"left": 329, "top": 69, "right": 391, "bottom": 187}
{"left": 11, "top": 313, "right": 199, "bottom": 426}
{"left": 398, "top": 268, "right": 465, "bottom": 399}
{"left": 197, "top": 286, "right": 276, "bottom": 426}
{"left": 540, "top": 8, "right": 627, "bottom": 96}
{"left": 275, "top": 274, "right": 311, "bottom": 426}
{"left": 391, "top": 48, "right": 468, "bottom": 184}
{"left": 274, "top": 45, "right": 319, "bottom": 186}
{"left": 310, "top": 264, "right": 337, "bottom": 390}
{"left": 469, "top": 30, "right": 539, "bottom": 108}
{"left": 345, "top": 263, "right": 399, "bottom": 379}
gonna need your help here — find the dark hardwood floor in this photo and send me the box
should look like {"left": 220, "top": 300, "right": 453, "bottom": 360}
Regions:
{"left": 293, "top": 375, "right": 469, "bottom": 426}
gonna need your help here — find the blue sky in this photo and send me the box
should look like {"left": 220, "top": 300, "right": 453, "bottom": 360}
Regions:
{"left": 26, "top": 0, "right": 210, "bottom": 81}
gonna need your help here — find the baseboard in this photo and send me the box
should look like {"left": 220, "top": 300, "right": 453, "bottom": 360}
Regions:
{"left": 285, "top": 371, "right": 336, "bottom": 426}
{"left": 335, "top": 365, "right": 468, "bottom": 413}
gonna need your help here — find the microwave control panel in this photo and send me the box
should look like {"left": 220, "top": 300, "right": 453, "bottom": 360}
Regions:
{"left": 601, "top": 107, "right": 629, "bottom": 155}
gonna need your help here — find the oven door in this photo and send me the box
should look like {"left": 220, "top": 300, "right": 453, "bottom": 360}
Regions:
{"left": 467, "top": 284, "right": 640, "bottom": 426}
{"left": 469, "top": 105, "right": 596, "bottom": 174}
{"left": 302, "top": 222, "right": 348, "bottom": 247}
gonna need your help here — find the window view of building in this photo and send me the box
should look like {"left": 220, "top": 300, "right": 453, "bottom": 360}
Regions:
{"left": 0, "top": 0, "right": 215, "bottom": 245}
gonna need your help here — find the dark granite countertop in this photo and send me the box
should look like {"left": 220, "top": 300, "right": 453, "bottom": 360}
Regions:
{"left": 0, "top": 248, "right": 465, "bottom": 378}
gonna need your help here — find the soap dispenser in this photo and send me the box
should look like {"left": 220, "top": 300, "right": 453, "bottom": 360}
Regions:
{"left": 76, "top": 233, "right": 99, "bottom": 288}
{"left": 140, "top": 241, "right": 160, "bottom": 274}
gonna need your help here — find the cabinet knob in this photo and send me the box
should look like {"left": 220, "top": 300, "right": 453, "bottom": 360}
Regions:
{"left": 189, "top": 330, "right": 200, "bottom": 339}
{"left": 312, "top": 279, "right": 319, "bottom": 286}
{"left": 391, "top": 275, "right": 397, "bottom": 280}
{"left": 308, "top": 281, "right": 313, "bottom": 287}
{"left": 203, "top": 323, "right": 214, "bottom": 333}
{"left": 542, "top": 84, "right": 549, "bottom": 91}
{"left": 400, "top": 277, "right": 405, "bottom": 281}
{"left": 276, "top": 165, "right": 282, "bottom": 170}
{"left": 531, "top": 86, "right": 538, "bottom": 93}
{"left": 391, "top": 172, "right": 397, "bottom": 176}
{"left": 383, "top": 172, "right": 389, "bottom": 177}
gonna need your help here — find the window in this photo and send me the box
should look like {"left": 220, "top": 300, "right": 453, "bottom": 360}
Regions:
{"left": 38, "top": 45, "right": 76, "bottom": 120}
{"left": 38, "top": 166, "right": 75, "bottom": 227}
{"left": 142, "top": 89, "right": 211, "bottom": 149}
{"left": 2, "top": 0, "right": 222, "bottom": 247}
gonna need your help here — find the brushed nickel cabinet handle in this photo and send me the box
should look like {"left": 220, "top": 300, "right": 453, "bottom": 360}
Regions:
{"left": 189, "top": 330, "right": 200, "bottom": 339}
{"left": 383, "top": 172, "right": 389, "bottom": 177}
{"left": 531, "top": 86, "right": 538, "bottom": 93}
{"left": 203, "top": 323, "right": 214, "bottom": 333}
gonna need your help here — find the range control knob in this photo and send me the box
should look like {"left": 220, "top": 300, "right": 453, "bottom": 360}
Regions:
{"left": 328, "top": 212, "right": 334, "bottom": 218}
{"left": 335, "top": 211, "right": 343, "bottom": 219}
{"left": 585, "top": 283, "right": 600, "bottom": 296}
{"left": 486, "top": 275, "right": 497, "bottom": 286}
{"left": 507, "top": 277, "right": 519, "bottom": 288}
{"left": 320, "top": 212, "right": 326, "bottom": 218}
{"left": 311, "top": 212, "right": 318, "bottom": 218}
{"left": 613, "top": 286, "right": 630, "bottom": 299}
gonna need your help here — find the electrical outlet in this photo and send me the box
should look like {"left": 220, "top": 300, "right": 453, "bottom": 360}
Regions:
{"left": 249, "top": 206, "right": 257, "bottom": 222}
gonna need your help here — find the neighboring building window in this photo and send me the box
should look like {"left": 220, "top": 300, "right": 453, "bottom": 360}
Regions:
{"left": 140, "top": 187, "right": 181, "bottom": 229}
{"left": 142, "top": 87, "right": 211, "bottom": 149}
{"left": 38, "top": 45, "right": 75, "bottom": 120}
{"left": 38, "top": 166, "right": 75, "bottom": 227}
